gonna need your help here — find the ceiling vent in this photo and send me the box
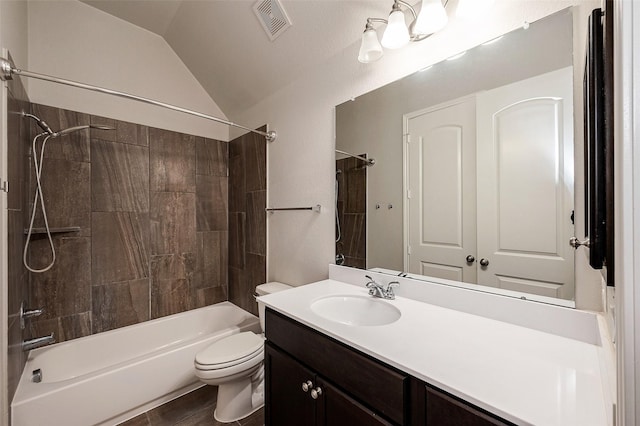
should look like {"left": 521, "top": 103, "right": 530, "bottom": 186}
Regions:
{"left": 253, "top": 0, "right": 292, "bottom": 41}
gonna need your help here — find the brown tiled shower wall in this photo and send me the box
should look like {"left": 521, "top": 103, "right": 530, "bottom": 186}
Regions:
{"left": 7, "top": 72, "right": 30, "bottom": 411}
{"left": 228, "top": 127, "right": 267, "bottom": 316}
{"left": 17, "top": 104, "right": 265, "bottom": 344}
{"left": 336, "top": 156, "right": 366, "bottom": 268}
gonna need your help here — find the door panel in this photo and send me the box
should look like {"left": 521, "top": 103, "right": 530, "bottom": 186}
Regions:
{"left": 317, "top": 379, "right": 394, "bottom": 426}
{"left": 420, "top": 262, "right": 463, "bottom": 282}
{"left": 476, "top": 67, "right": 574, "bottom": 297}
{"left": 406, "top": 98, "right": 477, "bottom": 283}
{"left": 265, "top": 343, "right": 315, "bottom": 426}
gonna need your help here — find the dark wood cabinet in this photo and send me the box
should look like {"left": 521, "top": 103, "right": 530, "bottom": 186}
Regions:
{"left": 264, "top": 308, "right": 514, "bottom": 426}
{"left": 425, "top": 385, "right": 514, "bottom": 426}
{"left": 265, "top": 343, "right": 393, "bottom": 426}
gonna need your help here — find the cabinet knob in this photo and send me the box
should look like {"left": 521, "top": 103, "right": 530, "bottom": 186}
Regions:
{"left": 310, "top": 387, "right": 323, "bottom": 399}
{"left": 465, "top": 255, "right": 475, "bottom": 263}
{"left": 479, "top": 258, "right": 489, "bottom": 267}
{"left": 302, "top": 380, "right": 313, "bottom": 392}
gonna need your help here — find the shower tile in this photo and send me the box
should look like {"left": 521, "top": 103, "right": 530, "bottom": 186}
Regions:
{"left": 31, "top": 104, "right": 91, "bottom": 163}
{"left": 90, "top": 116, "right": 117, "bottom": 141}
{"left": 246, "top": 190, "right": 266, "bottom": 256}
{"left": 92, "top": 116, "right": 149, "bottom": 147}
{"left": 30, "top": 237, "right": 91, "bottom": 319}
{"left": 28, "top": 157, "right": 92, "bottom": 237}
{"left": 8, "top": 210, "right": 26, "bottom": 318}
{"left": 149, "top": 128, "right": 195, "bottom": 193}
{"left": 195, "top": 231, "right": 228, "bottom": 289}
{"left": 92, "top": 279, "right": 150, "bottom": 333}
{"left": 193, "top": 231, "right": 227, "bottom": 308}
{"left": 7, "top": 314, "right": 26, "bottom": 404}
{"left": 7, "top": 87, "right": 27, "bottom": 210}
{"left": 196, "top": 137, "right": 228, "bottom": 177}
{"left": 191, "top": 286, "right": 227, "bottom": 309}
{"left": 228, "top": 212, "right": 245, "bottom": 269}
{"left": 229, "top": 254, "right": 263, "bottom": 315}
{"left": 228, "top": 266, "right": 246, "bottom": 309}
{"left": 345, "top": 162, "right": 367, "bottom": 214}
{"left": 59, "top": 312, "right": 92, "bottom": 340}
{"left": 342, "top": 213, "right": 366, "bottom": 260}
{"left": 150, "top": 253, "right": 195, "bottom": 319}
{"left": 118, "top": 121, "right": 149, "bottom": 146}
{"left": 228, "top": 142, "right": 245, "bottom": 213}
{"left": 150, "top": 192, "right": 196, "bottom": 255}
{"left": 245, "top": 253, "right": 266, "bottom": 315}
{"left": 196, "top": 174, "right": 228, "bottom": 232}
{"left": 92, "top": 212, "right": 150, "bottom": 285}
{"left": 229, "top": 255, "right": 263, "bottom": 315}
{"left": 91, "top": 140, "right": 149, "bottom": 213}
{"left": 244, "top": 132, "right": 266, "bottom": 192}
{"left": 344, "top": 256, "right": 366, "bottom": 269}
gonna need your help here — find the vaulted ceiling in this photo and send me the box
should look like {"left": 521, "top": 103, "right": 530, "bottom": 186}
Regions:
{"left": 81, "top": 0, "right": 391, "bottom": 117}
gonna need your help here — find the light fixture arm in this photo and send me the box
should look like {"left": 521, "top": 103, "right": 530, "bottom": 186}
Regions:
{"left": 395, "top": 0, "right": 418, "bottom": 20}
{"left": 364, "top": 17, "right": 388, "bottom": 30}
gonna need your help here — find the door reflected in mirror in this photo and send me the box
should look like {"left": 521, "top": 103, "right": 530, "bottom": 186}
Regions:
{"left": 335, "top": 8, "right": 577, "bottom": 306}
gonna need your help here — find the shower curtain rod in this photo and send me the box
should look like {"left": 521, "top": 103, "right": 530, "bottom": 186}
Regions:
{"left": 335, "top": 149, "right": 375, "bottom": 166}
{"left": 0, "top": 57, "right": 277, "bottom": 142}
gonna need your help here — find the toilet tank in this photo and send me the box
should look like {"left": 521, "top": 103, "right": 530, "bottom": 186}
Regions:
{"left": 255, "top": 282, "right": 292, "bottom": 331}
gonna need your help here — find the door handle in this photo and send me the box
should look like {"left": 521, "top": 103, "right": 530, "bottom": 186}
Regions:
{"left": 569, "top": 237, "right": 590, "bottom": 249}
{"left": 465, "top": 255, "right": 475, "bottom": 263}
{"left": 479, "top": 258, "right": 489, "bottom": 267}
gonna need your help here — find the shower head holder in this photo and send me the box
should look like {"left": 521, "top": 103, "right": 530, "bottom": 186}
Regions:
{"left": 0, "top": 57, "right": 14, "bottom": 81}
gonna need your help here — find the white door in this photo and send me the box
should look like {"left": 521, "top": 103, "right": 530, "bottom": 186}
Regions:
{"left": 476, "top": 67, "right": 575, "bottom": 298}
{"left": 405, "top": 97, "right": 477, "bottom": 283}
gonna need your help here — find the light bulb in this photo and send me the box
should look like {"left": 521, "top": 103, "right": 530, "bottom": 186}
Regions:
{"left": 358, "top": 27, "right": 384, "bottom": 63}
{"left": 456, "top": 0, "right": 495, "bottom": 20}
{"left": 381, "top": 10, "right": 410, "bottom": 49}
{"left": 414, "top": 0, "right": 448, "bottom": 36}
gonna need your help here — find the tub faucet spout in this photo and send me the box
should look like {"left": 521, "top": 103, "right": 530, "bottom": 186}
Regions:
{"left": 23, "top": 333, "right": 55, "bottom": 351}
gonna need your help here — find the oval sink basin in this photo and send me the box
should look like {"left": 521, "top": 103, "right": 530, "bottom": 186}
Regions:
{"left": 310, "top": 295, "right": 401, "bottom": 326}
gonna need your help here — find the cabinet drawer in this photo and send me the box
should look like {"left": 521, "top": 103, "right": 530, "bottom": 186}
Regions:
{"left": 266, "top": 309, "right": 408, "bottom": 425}
{"left": 425, "top": 385, "right": 515, "bottom": 426}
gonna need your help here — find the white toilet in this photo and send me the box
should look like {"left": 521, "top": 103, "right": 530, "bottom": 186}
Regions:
{"left": 194, "top": 282, "right": 291, "bottom": 422}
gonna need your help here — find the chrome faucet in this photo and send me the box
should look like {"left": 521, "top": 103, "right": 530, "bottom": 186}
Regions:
{"left": 23, "top": 333, "right": 55, "bottom": 351}
{"left": 365, "top": 275, "right": 400, "bottom": 300}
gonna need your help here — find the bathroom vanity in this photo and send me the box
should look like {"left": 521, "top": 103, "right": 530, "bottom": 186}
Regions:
{"left": 259, "top": 267, "right": 614, "bottom": 426}
{"left": 265, "top": 308, "right": 513, "bottom": 425}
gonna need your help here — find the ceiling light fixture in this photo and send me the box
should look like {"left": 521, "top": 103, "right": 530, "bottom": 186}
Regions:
{"left": 358, "top": 0, "right": 448, "bottom": 63}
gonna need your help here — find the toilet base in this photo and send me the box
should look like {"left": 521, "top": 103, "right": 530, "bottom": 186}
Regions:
{"left": 212, "top": 367, "right": 265, "bottom": 423}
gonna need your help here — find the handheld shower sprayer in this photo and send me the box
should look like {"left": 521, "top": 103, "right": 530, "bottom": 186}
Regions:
{"left": 23, "top": 115, "right": 115, "bottom": 273}
{"left": 53, "top": 124, "right": 115, "bottom": 137}
{"left": 23, "top": 113, "right": 53, "bottom": 135}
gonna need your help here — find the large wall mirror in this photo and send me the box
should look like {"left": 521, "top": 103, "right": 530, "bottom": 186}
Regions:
{"left": 335, "top": 8, "right": 578, "bottom": 306}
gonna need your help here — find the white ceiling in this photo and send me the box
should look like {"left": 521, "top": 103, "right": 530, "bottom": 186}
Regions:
{"left": 81, "top": 0, "right": 392, "bottom": 117}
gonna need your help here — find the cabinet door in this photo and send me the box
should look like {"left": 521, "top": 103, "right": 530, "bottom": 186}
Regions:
{"left": 316, "top": 379, "right": 395, "bottom": 426}
{"left": 425, "top": 385, "right": 513, "bottom": 426}
{"left": 265, "top": 343, "right": 316, "bottom": 426}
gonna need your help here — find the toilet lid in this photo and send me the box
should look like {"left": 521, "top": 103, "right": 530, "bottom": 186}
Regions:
{"left": 195, "top": 332, "right": 264, "bottom": 366}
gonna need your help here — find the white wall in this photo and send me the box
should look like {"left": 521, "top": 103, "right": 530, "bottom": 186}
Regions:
{"left": 0, "top": 1, "right": 28, "bottom": 424}
{"left": 235, "top": 0, "right": 604, "bottom": 310}
{"left": 27, "top": 0, "right": 229, "bottom": 141}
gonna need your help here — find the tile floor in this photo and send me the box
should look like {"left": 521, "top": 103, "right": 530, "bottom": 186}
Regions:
{"left": 118, "top": 386, "right": 264, "bottom": 426}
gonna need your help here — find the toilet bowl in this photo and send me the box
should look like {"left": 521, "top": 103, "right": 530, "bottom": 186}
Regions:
{"left": 194, "top": 282, "right": 291, "bottom": 422}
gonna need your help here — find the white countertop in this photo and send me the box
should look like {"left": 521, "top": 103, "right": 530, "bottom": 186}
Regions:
{"left": 259, "top": 279, "right": 611, "bottom": 426}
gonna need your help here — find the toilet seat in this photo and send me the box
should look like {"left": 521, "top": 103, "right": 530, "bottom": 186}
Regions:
{"left": 195, "top": 332, "right": 264, "bottom": 379}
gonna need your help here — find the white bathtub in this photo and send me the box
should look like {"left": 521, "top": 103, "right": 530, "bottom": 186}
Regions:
{"left": 11, "top": 302, "right": 261, "bottom": 426}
